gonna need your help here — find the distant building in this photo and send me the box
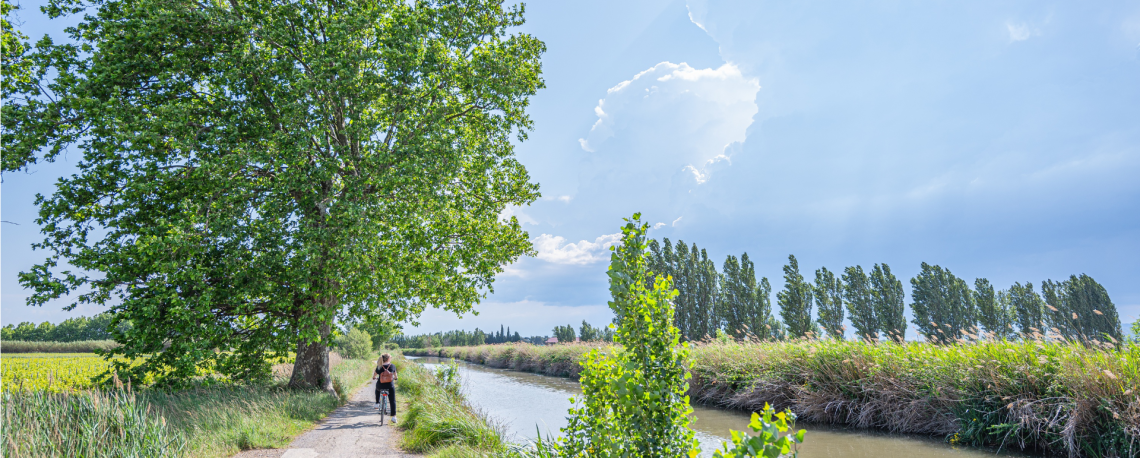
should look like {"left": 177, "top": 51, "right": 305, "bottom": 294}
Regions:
{"left": 545, "top": 337, "right": 558, "bottom": 345}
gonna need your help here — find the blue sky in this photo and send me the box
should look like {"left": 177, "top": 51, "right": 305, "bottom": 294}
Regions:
{"left": 3, "top": 0, "right": 1139, "bottom": 338}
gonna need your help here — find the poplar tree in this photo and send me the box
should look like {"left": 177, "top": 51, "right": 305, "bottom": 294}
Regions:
{"left": 843, "top": 266, "right": 877, "bottom": 342}
{"left": 975, "top": 278, "right": 1013, "bottom": 339}
{"left": 13, "top": 0, "right": 544, "bottom": 388}
{"left": 813, "top": 267, "right": 844, "bottom": 340}
{"left": 1043, "top": 275, "right": 1123, "bottom": 343}
{"left": 720, "top": 255, "right": 746, "bottom": 338}
{"left": 870, "top": 263, "right": 907, "bottom": 343}
{"left": 910, "top": 263, "right": 976, "bottom": 344}
{"left": 673, "top": 241, "right": 694, "bottom": 340}
{"left": 694, "top": 247, "right": 719, "bottom": 340}
{"left": 1010, "top": 282, "right": 1044, "bottom": 338}
{"left": 752, "top": 276, "right": 776, "bottom": 340}
{"left": 777, "top": 255, "right": 814, "bottom": 338}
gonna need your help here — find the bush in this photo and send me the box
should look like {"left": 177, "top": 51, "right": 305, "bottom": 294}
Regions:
{"left": 336, "top": 328, "right": 373, "bottom": 360}
{"left": 382, "top": 342, "right": 400, "bottom": 350}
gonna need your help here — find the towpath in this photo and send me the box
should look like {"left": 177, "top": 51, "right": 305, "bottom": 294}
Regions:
{"left": 233, "top": 380, "right": 418, "bottom": 458}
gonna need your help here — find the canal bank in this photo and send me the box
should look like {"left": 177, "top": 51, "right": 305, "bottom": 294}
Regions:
{"left": 408, "top": 355, "right": 1034, "bottom": 458}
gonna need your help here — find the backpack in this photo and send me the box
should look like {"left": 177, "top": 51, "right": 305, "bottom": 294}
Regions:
{"left": 378, "top": 364, "right": 394, "bottom": 383}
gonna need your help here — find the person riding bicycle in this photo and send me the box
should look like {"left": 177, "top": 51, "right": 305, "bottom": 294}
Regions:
{"left": 372, "top": 353, "right": 398, "bottom": 423}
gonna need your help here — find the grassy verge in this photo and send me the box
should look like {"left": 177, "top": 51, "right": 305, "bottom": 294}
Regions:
{"left": 394, "top": 353, "right": 515, "bottom": 457}
{"left": 1, "top": 339, "right": 120, "bottom": 353}
{"left": 1, "top": 353, "right": 379, "bottom": 457}
{"left": 407, "top": 340, "right": 1140, "bottom": 457}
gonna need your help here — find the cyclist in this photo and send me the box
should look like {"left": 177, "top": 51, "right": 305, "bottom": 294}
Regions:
{"left": 372, "top": 353, "right": 398, "bottom": 423}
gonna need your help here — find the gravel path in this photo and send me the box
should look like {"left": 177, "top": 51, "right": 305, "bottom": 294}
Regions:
{"left": 233, "top": 380, "right": 418, "bottom": 458}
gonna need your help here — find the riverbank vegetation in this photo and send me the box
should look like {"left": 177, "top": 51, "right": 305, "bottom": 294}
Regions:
{"left": 394, "top": 353, "right": 516, "bottom": 457}
{"left": 1, "top": 353, "right": 377, "bottom": 457}
{"left": 408, "top": 338, "right": 1139, "bottom": 457}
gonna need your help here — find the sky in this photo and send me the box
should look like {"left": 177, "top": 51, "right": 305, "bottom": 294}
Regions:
{"left": 3, "top": 0, "right": 1139, "bottom": 338}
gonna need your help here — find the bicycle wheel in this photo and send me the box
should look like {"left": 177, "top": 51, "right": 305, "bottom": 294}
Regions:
{"left": 380, "top": 393, "right": 388, "bottom": 425}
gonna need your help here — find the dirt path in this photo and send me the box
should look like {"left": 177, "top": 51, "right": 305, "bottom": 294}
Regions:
{"left": 234, "top": 380, "right": 418, "bottom": 458}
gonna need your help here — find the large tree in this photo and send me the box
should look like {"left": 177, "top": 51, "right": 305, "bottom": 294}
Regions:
{"left": 870, "top": 263, "right": 906, "bottom": 343}
{"left": 777, "top": 255, "right": 813, "bottom": 338}
{"left": 975, "top": 278, "right": 1013, "bottom": 340}
{"left": 910, "top": 263, "right": 976, "bottom": 344}
{"left": 1010, "top": 282, "right": 1044, "bottom": 339}
{"left": 842, "top": 265, "right": 877, "bottom": 342}
{"left": 14, "top": 0, "right": 544, "bottom": 389}
{"left": 1042, "top": 274, "right": 1123, "bottom": 343}
{"left": 813, "top": 267, "right": 844, "bottom": 340}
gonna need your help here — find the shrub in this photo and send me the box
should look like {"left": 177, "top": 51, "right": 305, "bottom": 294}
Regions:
{"left": 336, "top": 328, "right": 373, "bottom": 360}
{"left": 538, "top": 213, "right": 700, "bottom": 457}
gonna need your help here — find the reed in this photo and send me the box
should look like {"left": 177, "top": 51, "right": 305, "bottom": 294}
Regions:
{"left": 407, "top": 340, "right": 1140, "bottom": 457}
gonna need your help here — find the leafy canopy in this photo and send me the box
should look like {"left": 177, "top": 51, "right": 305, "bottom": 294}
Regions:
{"left": 15, "top": 0, "right": 544, "bottom": 385}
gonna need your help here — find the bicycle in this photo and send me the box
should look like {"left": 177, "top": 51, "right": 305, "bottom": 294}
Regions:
{"left": 377, "top": 387, "right": 391, "bottom": 425}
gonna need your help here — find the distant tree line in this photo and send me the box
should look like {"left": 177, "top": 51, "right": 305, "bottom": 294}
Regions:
{"left": 552, "top": 320, "right": 614, "bottom": 343}
{"left": 1, "top": 313, "right": 129, "bottom": 342}
{"left": 391, "top": 325, "right": 533, "bottom": 348}
{"left": 648, "top": 238, "right": 1124, "bottom": 344}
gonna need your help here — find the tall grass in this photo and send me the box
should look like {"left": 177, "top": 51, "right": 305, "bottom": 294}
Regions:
{"left": 395, "top": 354, "right": 510, "bottom": 456}
{"left": 1, "top": 389, "right": 187, "bottom": 457}
{"left": 1, "top": 340, "right": 120, "bottom": 353}
{"left": 1, "top": 353, "right": 379, "bottom": 457}
{"left": 408, "top": 340, "right": 1140, "bottom": 457}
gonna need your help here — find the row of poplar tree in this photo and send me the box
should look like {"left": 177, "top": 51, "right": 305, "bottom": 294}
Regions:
{"left": 648, "top": 238, "right": 1124, "bottom": 344}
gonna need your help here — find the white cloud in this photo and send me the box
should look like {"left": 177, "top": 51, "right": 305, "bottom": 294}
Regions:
{"left": 671, "top": 216, "right": 683, "bottom": 227}
{"left": 652, "top": 222, "right": 667, "bottom": 229}
{"left": 498, "top": 206, "right": 538, "bottom": 225}
{"left": 533, "top": 232, "right": 621, "bottom": 265}
{"left": 577, "top": 61, "right": 760, "bottom": 193}
{"left": 1007, "top": 22, "right": 1033, "bottom": 41}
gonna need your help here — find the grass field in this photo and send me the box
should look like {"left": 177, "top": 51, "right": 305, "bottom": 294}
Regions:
{"left": 407, "top": 339, "right": 1140, "bottom": 457}
{"left": 1, "top": 351, "right": 380, "bottom": 457}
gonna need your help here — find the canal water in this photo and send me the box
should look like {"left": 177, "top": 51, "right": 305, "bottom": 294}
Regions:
{"left": 409, "top": 356, "right": 1032, "bottom": 458}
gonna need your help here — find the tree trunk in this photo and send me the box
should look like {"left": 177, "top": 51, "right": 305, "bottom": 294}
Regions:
{"left": 289, "top": 321, "right": 335, "bottom": 393}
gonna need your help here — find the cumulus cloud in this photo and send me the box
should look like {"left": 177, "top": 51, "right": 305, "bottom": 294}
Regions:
{"left": 533, "top": 232, "right": 621, "bottom": 265}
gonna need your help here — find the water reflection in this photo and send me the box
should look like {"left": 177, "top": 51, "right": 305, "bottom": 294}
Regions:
{"left": 409, "top": 356, "right": 1031, "bottom": 458}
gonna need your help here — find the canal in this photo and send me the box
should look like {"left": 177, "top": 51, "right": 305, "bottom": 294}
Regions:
{"left": 409, "top": 356, "right": 1032, "bottom": 458}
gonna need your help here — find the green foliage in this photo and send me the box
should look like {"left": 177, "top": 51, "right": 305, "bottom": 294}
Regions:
{"left": 552, "top": 324, "right": 577, "bottom": 343}
{"left": 0, "top": 313, "right": 126, "bottom": 342}
{"left": 870, "top": 263, "right": 906, "bottom": 343}
{"left": 842, "top": 266, "right": 877, "bottom": 342}
{"left": 812, "top": 267, "right": 844, "bottom": 340}
{"left": 777, "top": 255, "right": 814, "bottom": 339}
{"left": 1009, "top": 282, "right": 1045, "bottom": 338}
{"left": 649, "top": 238, "right": 721, "bottom": 341}
{"left": 578, "top": 320, "right": 611, "bottom": 342}
{"left": 712, "top": 403, "right": 805, "bottom": 458}
{"left": 975, "top": 279, "right": 1015, "bottom": 340}
{"left": 909, "top": 263, "right": 976, "bottom": 344}
{"left": 719, "top": 253, "right": 774, "bottom": 340}
{"left": 1042, "top": 274, "right": 1123, "bottom": 343}
{"left": 540, "top": 214, "right": 698, "bottom": 457}
{"left": 15, "top": 0, "right": 544, "bottom": 388}
{"left": 335, "top": 328, "right": 373, "bottom": 360}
